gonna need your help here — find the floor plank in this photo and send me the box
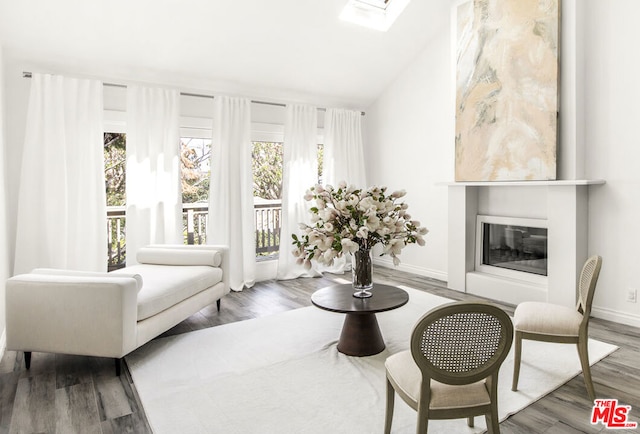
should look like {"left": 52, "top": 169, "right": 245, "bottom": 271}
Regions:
{"left": 94, "top": 376, "right": 134, "bottom": 422}
{"left": 1, "top": 266, "right": 639, "bottom": 433}
{"left": 9, "top": 372, "right": 57, "bottom": 434}
{"left": 54, "top": 382, "right": 102, "bottom": 434}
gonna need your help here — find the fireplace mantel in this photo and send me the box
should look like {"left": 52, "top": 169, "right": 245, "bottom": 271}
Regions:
{"left": 446, "top": 180, "right": 605, "bottom": 308}
{"left": 439, "top": 179, "right": 605, "bottom": 187}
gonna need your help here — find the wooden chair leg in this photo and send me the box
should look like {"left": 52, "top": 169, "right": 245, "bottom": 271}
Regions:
{"left": 577, "top": 338, "right": 596, "bottom": 401}
{"left": 467, "top": 416, "right": 474, "bottom": 427}
{"left": 512, "top": 331, "right": 522, "bottom": 391}
{"left": 415, "top": 397, "right": 429, "bottom": 434}
{"left": 216, "top": 299, "right": 221, "bottom": 312}
{"left": 115, "top": 358, "right": 122, "bottom": 376}
{"left": 24, "top": 351, "right": 31, "bottom": 369}
{"left": 485, "top": 410, "right": 499, "bottom": 434}
{"left": 384, "top": 378, "right": 395, "bottom": 434}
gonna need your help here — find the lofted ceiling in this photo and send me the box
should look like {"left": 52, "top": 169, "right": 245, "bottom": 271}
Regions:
{"left": 0, "top": 0, "right": 453, "bottom": 108}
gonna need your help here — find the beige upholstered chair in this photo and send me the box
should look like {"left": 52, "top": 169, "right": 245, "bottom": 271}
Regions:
{"left": 512, "top": 255, "right": 602, "bottom": 400}
{"left": 384, "top": 302, "right": 513, "bottom": 434}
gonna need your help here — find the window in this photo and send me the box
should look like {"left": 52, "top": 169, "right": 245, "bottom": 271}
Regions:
{"left": 104, "top": 132, "right": 126, "bottom": 206}
{"left": 251, "top": 141, "right": 324, "bottom": 259}
{"left": 104, "top": 132, "right": 126, "bottom": 270}
{"left": 181, "top": 138, "right": 211, "bottom": 204}
{"left": 103, "top": 98, "right": 325, "bottom": 265}
{"left": 181, "top": 137, "right": 211, "bottom": 245}
{"left": 339, "top": 0, "right": 410, "bottom": 31}
{"left": 250, "top": 141, "right": 323, "bottom": 199}
{"left": 317, "top": 143, "right": 324, "bottom": 184}
{"left": 252, "top": 141, "right": 283, "bottom": 200}
{"left": 252, "top": 141, "right": 283, "bottom": 258}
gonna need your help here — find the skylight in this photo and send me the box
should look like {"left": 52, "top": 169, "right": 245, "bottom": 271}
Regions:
{"left": 357, "top": 0, "right": 390, "bottom": 10}
{"left": 339, "top": 0, "right": 411, "bottom": 32}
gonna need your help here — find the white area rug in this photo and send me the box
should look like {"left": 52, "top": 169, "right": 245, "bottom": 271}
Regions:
{"left": 126, "top": 287, "right": 617, "bottom": 434}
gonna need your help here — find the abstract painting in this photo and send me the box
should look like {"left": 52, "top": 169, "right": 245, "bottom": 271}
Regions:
{"left": 455, "top": 0, "right": 559, "bottom": 181}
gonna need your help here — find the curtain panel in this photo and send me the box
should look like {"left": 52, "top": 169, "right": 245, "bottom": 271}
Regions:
{"left": 207, "top": 96, "right": 255, "bottom": 291}
{"left": 14, "top": 73, "right": 106, "bottom": 274}
{"left": 323, "top": 108, "right": 367, "bottom": 188}
{"left": 319, "top": 108, "right": 367, "bottom": 274}
{"left": 276, "top": 104, "right": 321, "bottom": 280}
{"left": 0, "top": 45, "right": 8, "bottom": 285}
{"left": 125, "top": 86, "right": 182, "bottom": 265}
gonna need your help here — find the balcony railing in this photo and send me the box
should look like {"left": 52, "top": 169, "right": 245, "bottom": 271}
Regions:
{"left": 183, "top": 203, "right": 209, "bottom": 245}
{"left": 107, "top": 206, "right": 126, "bottom": 271}
{"left": 107, "top": 201, "right": 282, "bottom": 270}
{"left": 254, "top": 200, "right": 282, "bottom": 257}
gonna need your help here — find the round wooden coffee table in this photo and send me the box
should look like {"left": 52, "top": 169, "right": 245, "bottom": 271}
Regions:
{"left": 311, "top": 283, "right": 409, "bottom": 356}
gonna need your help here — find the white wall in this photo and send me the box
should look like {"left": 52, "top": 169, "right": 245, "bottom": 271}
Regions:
{"left": 364, "top": 19, "right": 453, "bottom": 281}
{"left": 365, "top": 1, "right": 640, "bottom": 327}
{"left": 0, "top": 42, "right": 9, "bottom": 352}
{"left": 583, "top": 0, "right": 640, "bottom": 325}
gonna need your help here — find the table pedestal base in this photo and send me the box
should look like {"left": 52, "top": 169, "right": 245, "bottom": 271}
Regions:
{"left": 337, "top": 313, "right": 385, "bottom": 356}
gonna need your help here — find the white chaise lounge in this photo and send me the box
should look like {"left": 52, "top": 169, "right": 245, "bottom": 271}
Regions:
{"left": 5, "top": 244, "right": 229, "bottom": 374}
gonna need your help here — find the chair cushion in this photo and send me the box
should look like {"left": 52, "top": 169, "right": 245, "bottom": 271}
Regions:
{"left": 114, "top": 264, "right": 223, "bottom": 321}
{"left": 514, "top": 301, "right": 582, "bottom": 337}
{"left": 385, "top": 350, "right": 490, "bottom": 410}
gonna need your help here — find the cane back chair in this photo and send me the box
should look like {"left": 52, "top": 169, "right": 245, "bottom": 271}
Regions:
{"left": 512, "top": 255, "right": 602, "bottom": 400}
{"left": 384, "top": 301, "right": 513, "bottom": 434}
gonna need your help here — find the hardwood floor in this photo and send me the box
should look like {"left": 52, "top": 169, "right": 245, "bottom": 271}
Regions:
{"left": 1, "top": 266, "right": 639, "bottom": 433}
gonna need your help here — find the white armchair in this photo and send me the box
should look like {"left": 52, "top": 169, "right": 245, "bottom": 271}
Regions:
{"left": 5, "top": 244, "right": 229, "bottom": 375}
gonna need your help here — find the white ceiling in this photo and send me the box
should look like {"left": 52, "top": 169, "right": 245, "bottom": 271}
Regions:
{"left": 0, "top": 0, "right": 453, "bottom": 108}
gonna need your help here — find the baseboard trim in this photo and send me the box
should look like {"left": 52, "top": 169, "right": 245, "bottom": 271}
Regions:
{"left": 367, "top": 259, "right": 640, "bottom": 329}
{"left": 591, "top": 306, "right": 640, "bottom": 329}
{"left": 373, "top": 258, "right": 448, "bottom": 283}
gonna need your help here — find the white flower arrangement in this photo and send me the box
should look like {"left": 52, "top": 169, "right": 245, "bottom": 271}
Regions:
{"left": 291, "top": 181, "right": 428, "bottom": 268}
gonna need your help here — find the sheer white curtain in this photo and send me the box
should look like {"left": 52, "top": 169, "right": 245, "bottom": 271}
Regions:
{"left": 126, "top": 86, "right": 182, "bottom": 265}
{"left": 277, "top": 104, "right": 321, "bottom": 280}
{"left": 0, "top": 50, "right": 7, "bottom": 285}
{"left": 207, "top": 96, "right": 255, "bottom": 291}
{"left": 14, "top": 74, "right": 106, "bottom": 274}
{"left": 321, "top": 108, "right": 367, "bottom": 273}
{"left": 323, "top": 108, "right": 367, "bottom": 187}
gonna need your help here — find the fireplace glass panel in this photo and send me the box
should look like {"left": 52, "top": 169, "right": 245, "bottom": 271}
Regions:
{"left": 481, "top": 223, "right": 547, "bottom": 276}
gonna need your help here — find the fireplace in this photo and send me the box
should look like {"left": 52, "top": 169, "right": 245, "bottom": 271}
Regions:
{"left": 476, "top": 215, "right": 548, "bottom": 283}
{"left": 446, "top": 181, "right": 603, "bottom": 307}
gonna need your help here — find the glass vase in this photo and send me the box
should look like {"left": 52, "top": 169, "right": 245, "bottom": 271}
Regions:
{"left": 352, "top": 246, "right": 373, "bottom": 298}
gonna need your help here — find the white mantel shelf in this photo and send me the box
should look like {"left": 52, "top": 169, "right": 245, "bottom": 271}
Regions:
{"left": 439, "top": 179, "right": 606, "bottom": 187}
